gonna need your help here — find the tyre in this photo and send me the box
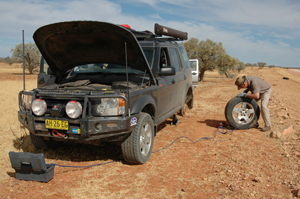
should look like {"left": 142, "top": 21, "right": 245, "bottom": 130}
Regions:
{"left": 121, "top": 113, "right": 154, "bottom": 164}
{"left": 180, "top": 100, "right": 187, "bottom": 116}
{"left": 225, "top": 96, "right": 260, "bottom": 129}
{"left": 180, "top": 93, "right": 193, "bottom": 116}
{"left": 187, "top": 93, "right": 193, "bottom": 109}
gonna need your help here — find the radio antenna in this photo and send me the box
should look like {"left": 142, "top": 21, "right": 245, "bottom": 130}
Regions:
{"left": 125, "top": 42, "right": 130, "bottom": 116}
{"left": 22, "top": 30, "right": 25, "bottom": 91}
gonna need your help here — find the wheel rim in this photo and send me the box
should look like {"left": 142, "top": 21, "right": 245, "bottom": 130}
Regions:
{"left": 232, "top": 102, "right": 255, "bottom": 125}
{"left": 139, "top": 122, "right": 152, "bottom": 156}
{"left": 181, "top": 103, "right": 187, "bottom": 116}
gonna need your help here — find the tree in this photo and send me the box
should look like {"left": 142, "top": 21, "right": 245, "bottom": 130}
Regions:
{"left": 4, "top": 56, "right": 15, "bottom": 65}
{"left": 11, "top": 42, "right": 40, "bottom": 74}
{"left": 257, "top": 62, "right": 267, "bottom": 69}
{"left": 218, "top": 54, "right": 239, "bottom": 78}
{"left": 245, "top": 63, "right": 252, "bottom": 67}
{"left": 183, "top": 38, "right": 237, "bottom": 81}
{"left": 183, "top": 37, "right": 199, "bottom": 59}
{"left": 236, "top": 62, "right": 246, "bottom": 73}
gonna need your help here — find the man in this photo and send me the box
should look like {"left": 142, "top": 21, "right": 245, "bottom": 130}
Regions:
{"left": 235, "top": 76, "right": 272, "bottom": 132}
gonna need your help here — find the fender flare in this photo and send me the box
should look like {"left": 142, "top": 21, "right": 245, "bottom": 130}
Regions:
{"left": 131, "top": 95, "right": 156, "bottom": 120}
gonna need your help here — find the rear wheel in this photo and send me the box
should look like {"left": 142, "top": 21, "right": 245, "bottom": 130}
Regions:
{"left": 180, "top": 101, "right": 188, "bottom": 116}
{"left": 225, "top": 97, "right": 260, "bottom": 129}
{"left": 180, "top": 93, "right": 193, "bottom": 116}
{"left": 121, "top": 113, "right": 154, "bottom": 164}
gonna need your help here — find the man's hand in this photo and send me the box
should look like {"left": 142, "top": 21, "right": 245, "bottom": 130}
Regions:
{"left": 237, "top": 93, "right": 247, "bottom": 97}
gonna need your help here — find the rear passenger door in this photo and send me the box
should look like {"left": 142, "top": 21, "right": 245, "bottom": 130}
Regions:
{"left": 169, "top": 47, "right": 185, "bottom": 108}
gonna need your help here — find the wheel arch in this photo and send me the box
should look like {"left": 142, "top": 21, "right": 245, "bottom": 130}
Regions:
{"left": 131, "top": 95, "right": 156, "bottom": 123}
{"left": 180, "top": 81, "right": 193, "bottom": 102}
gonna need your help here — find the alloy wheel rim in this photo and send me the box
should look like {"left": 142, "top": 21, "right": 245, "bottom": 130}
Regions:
{"left": 232, "top": 102, "right": 255, "bottom": 124}
{"left": 140, "top": 122, "right": 152, "bottom": 156}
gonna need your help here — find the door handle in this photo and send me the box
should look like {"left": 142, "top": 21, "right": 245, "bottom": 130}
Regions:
{"left": 172, "top": 79, "right": 176, "bottom": 84}
{"left": 184, "top": 75, "right": 187, "bottom": 80}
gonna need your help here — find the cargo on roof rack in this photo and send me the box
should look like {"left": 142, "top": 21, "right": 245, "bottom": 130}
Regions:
{"left": 130, "top": 23, "right": 188, "bottom": 41}
{"left": 154, "top": 23, "right": 188, "bottom": 40}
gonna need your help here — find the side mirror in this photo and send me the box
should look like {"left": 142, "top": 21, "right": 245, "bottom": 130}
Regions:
{"left": 47, "top": 67, "right": 53, "bottom": 75}
{"left": 158, "top": 66, "right": 176, "bottom": 76}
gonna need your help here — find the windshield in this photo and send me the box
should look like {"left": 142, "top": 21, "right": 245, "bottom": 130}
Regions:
{"left": 71, "top": 63, "right": 146, "bottom": 75}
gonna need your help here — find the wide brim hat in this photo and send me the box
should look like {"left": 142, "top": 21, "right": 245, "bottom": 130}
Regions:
{"left": 235, "top": 76, "right": 246, "bottom": 90}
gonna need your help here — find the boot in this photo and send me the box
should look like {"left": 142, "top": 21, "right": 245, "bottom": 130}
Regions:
{"left": 261, "top": 126, "right": 271, "bottom": 132}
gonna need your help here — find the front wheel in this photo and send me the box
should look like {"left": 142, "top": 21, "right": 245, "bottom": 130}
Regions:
{"left": 225, "top": 96, "right": 260, "bottom": 129}
{"left": 121, "top": 113, "right": 154, "bottom": 164}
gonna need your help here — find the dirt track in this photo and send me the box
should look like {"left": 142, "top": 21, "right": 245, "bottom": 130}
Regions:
{"left": 0, "top": 64, "right": 300, "bottom": 198}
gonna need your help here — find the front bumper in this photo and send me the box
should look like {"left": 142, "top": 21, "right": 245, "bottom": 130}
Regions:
{"left": 18, "top": 111, "right": 140, "bottom": 141}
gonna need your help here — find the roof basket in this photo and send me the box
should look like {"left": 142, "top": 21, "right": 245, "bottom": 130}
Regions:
{"left": 154, "top": 23, "right": 188, "bottom": 40}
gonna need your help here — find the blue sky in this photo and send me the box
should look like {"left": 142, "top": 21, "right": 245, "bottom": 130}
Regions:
{"left": 0, "top": 0, "right": 300, "bottom": 68}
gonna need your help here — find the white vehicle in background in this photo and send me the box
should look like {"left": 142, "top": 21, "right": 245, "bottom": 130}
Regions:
{"left": 189, "top": 59, "right": 199, "bottom": 88}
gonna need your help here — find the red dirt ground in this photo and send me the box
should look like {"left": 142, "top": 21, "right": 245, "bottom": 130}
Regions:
{"left": 1, "top": 65, "right": 300, "bottom": 198}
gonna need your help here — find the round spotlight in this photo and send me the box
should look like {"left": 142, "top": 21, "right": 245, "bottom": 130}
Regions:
{"left": 66, "top": 100, "right": 82, "bottom": 119}
{"left": 32, "top": 98, "right": 47, "bottom": 116}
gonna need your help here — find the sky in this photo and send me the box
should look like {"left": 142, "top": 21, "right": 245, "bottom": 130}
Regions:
{"left": 0, "top": 0, "right": 300, "bottom": 68}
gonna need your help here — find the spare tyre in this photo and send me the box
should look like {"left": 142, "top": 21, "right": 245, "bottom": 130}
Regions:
{"left": 225, "top": 96, "right": 260, "bottom": 129}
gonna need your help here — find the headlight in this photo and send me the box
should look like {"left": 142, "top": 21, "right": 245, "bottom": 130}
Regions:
{"left": 95, "top": 98, "right": 125, "bottom": 116}
{"left": 32, "top": 98, "right": 47, "bottom": 116}
{"left": 20, "top": 94, "right": 33, "bottom": 111}
{"left": 66, "top": 100, "right": 82, "bottom": 119}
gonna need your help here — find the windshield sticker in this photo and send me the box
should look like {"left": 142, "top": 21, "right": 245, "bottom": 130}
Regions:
{"left": 130, "top": 117, "right": 137, "bottom": 126}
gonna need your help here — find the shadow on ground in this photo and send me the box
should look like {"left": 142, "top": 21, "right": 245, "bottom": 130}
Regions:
{"left": 197, "top": 119, "right": 227, "bottom": 128}
{"left": 11, "top": 120, "right": 174, "bottom": 164}
{"left": 12, "top": 135, "right": 123, "bottom": 163}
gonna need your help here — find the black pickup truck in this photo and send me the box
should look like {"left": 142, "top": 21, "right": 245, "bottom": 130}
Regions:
{"left": 18, "top": 21, "right": 193, "bottom": 164}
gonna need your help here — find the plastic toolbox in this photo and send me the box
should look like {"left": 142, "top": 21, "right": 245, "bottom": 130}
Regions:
{"left": 9, "top": 151, "right": 54, "bottom": 182}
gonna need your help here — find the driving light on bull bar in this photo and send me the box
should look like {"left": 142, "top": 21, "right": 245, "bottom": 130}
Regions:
{"left": 21, "top": 94, "right": 33, "bottom": 111}
{"left": 32, "top": 98, "right": 47, "bottom": 116}
{"left": 66, "top": 100, "right": 82, "bottom": 119}
{"left": 95, "top": 98, "right": 125, "bottom": 116}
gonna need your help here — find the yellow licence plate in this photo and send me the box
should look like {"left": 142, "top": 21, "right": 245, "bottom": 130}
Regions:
{"left": 45, "top": 119, "right": 69, "bottom": 130}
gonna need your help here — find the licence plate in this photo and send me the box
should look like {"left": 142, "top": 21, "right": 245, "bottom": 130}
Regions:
{"left": 45, "top": 119, "right": 69, "bottom": 130}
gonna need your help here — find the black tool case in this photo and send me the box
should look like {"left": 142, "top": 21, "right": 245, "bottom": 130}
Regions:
{"left": 9, "top": 152, "right": 54, "bottom": 182}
